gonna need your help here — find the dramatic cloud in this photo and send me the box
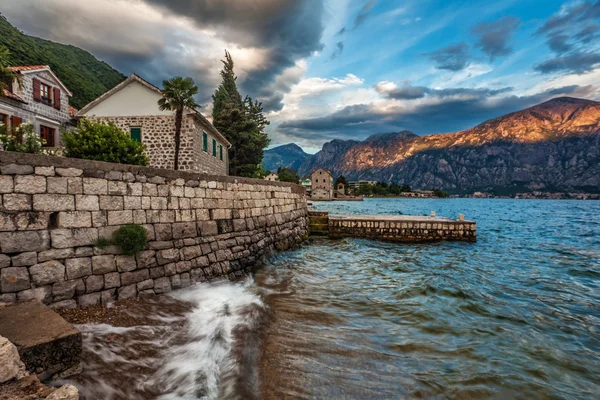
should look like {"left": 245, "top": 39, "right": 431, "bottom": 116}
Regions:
{"left": 353, "top": 0, "right": 378, "bottom": 30}
{"left": 537, "top": 1, "right": 600, "bottom": 34}
{"left": 534, "top": 52, "right": 600, "bottom": 74}
{"left": 375, "top": 82, "right": 511, "bottom": 100}
{"left": 330, "top": 42, "right": 344, "bottom": 60}
{"left": 472, "top": 16, "right": 520, "bottom": 60}
{"left": 1, "top": 0, "right": 326, "bottom": 111}
{"left": 279, "top": 84, "right": 596, "bottom": 142}
{"left": 426, "top": 43, "right": 471, "bottom": 71}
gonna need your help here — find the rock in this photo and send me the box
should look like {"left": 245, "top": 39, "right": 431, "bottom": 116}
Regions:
{"left": 117, "top": 284, "right": 137, "bottom": 300}
{"left": 38, "top": 248, "right": 75, "bottom": 263}
{"left": 65, "top": 258, "right": 92, "bottom": 280}
{"left": 77, "top": 293, "right": 101, "bottom": 307}
{"left": 92, "top": 255, "right": 116, "bottom": 274}
{"left": 14, "top": 175, "right": 46, "bottom": 194}
{"left": 55, "top": 168, "right": 83, "bottom": 177}
{"left": 33, "top": 194, "right": 75, "bottom": 212}
{"left": 0, "top": 267, "right": 30, "bottom": 293}
{"left": 0, "top": 336, "right": 25, "bottom": 383}
{"left": 17, "top": 286, "right": 52, "bottom": 304}
{"left": 11, "top": 252, "right": 37, "bottom": 267}
{"left": 51, "top": 228, "right": 98, "bottom": 249}
{"left": 29, "top": 261, "right": 66, "bottom": 286}
{"left": 52, "top": 280, "right": 78, "bottom": 302}
{"left": 46, "top": 384, "right": 80, "bottom": 399}
{"left": 0, "top": 254, "right": 11, "bottom": 269}
{"left": 0, "top": 231, "right": 50, "bottom": 253}
{"left": 1, "top": 164, "right": 33, "bottom": 175}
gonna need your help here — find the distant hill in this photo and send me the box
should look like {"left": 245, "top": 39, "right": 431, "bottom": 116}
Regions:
{"left": 263, "top": 143, "right": 310, "bottom": 173}
{"left": 0, "top": 15, "right": 125, "bottom": 109}
{"left": 298, "top": 97, "right": 600, "bottom": 194}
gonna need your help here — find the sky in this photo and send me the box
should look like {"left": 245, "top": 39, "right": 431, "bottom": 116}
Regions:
{"left": 2, "top": 0, "right": 600, "bottom": 153}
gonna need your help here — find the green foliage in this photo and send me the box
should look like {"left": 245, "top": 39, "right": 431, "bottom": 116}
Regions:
{"left": 252, "top": 163, "right": 269, "bottom": 179}
{"left": 212, "top": 51, "right": 270, "bottom": 177}
{"left": 434, "top": 189, "right": 449, "bottom": 198}
{"left": 0, "top": 122, "right": 45, "bottom": 153}
{"left": 0, "top": 45, "right": 21, "bottom": 94}
{"left": 351, "top": 182, "right": 414, "bottom": 196}
{"left": 112, "top": 225, "right": 149, "bottom": 256}
{"left": 62, "top": 119, "right": 149, "bottom": 165}
{"left": 0, "top": 16, "right": 125, "bottom": 109}
{"left": 277, "top": 167, "right": 300, "bottom": 183}
{"left": 158, "top": 76, "right": 200, "bottom": 170}
{"left": 95, "top": 225, "right": 148, "bottom": 255}
{"left": 335, "top": 175, "right": 348, "bottom": 186}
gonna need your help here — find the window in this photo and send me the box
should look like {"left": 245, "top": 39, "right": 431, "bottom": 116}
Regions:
{"left": 40, "top": 83, "right": 51, "bottom": 105}
{"left": 130, "top": 127, "right": 141, "bottom": 142}
{"left": 203, "top": 131, "right": 208, "bottom": 152}
{"left": 219, "top": 145, "right": 223, "bottom": 161}
{"left": 40, "top": 125, "right": 55, "bottom": 147}
{"left": 212, "top": 138, "right": 217, "bottom": 157}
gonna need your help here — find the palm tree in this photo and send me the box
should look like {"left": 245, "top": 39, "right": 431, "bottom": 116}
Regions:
{"left": 158, "top": 77, "right": 200, "bottom": 170}
{"left": 0, "top": 45, "right": 21, "bottom": 96}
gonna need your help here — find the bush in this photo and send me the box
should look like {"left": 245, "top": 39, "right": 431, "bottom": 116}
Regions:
{"left": 95, "top": 224, "right": 149, "bottom": 255}
{"left": 0, "top": 122, "right": 45, "bottom": 153}
{"left": 62, "top": 119, "right": 149, "bottom": 165}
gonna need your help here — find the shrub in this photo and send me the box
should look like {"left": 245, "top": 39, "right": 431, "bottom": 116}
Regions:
{"left": 62, "top": 119, "right": 149, "bottom": 166}
{"left": 0, "top": 122, "right": 45, "bottom": 153}
{"left": 95, "top": 224, "right": 149, "bottom": 255}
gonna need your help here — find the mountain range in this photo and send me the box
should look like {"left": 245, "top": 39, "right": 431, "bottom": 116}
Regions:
{"left": 263, "top": 143, "right": 310, "bottom": 172}
{"left": 0, "top": 15, "right": 125, "bottom": 109}
{"left": 269, "top": 97, "right": 600, "bottom": 194}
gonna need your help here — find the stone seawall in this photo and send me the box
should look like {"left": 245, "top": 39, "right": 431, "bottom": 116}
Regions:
{"left": 0, "top": 152, "right": 308, "bottom": 308}
{"left": 327, "top": 215, "right": 476, "bottom": 242}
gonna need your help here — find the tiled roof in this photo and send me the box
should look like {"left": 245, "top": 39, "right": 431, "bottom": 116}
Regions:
{"left": 1, "top": 88, "right": 26, "bottom": 103}
{"left": 7, "top": 65, "right": 49, "bottom": 72}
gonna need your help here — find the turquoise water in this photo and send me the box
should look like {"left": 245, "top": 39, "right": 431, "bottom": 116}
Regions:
{"left": 256, "top": 199, "right": 600, "bottom": 399}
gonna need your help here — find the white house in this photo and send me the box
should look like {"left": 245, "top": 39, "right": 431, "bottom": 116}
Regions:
{"left": 77, "top": 73, "right": 231, "bottom": 175}
{"left": 265, "top": 173, "right": 278, "bottom": 182}
{"left": 0, "top": 65, "right": 74, "bottom": 148}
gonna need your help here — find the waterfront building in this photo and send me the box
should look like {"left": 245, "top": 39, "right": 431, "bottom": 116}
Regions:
{"left": 311, "top": 168, "right": 333, "bottom": 200}
{"left": 348, "top": 180, "right": 378, "bottom": 190}
{"left": 77, "top": 73, "right": 230, "bottom": 175}
{"left": 265, "top": 173, "right": 278, "bottom": 181}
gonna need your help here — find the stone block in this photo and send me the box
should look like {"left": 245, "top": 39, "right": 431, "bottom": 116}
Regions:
{"left": 107, "top": 210, "right": 133, "bottom": 225}
{"left": 151, "top": 197, "right": 168, "bottom": 210}
{"left": 67, "top": 178, "right": 83, "bottom": 194}
{"left": 105, "top": 171, "right": 123, "bottom": 181}
{"left": 0, "top": 231, "right": 50, "bottom": 253}
{"left": 77, "top": 292, "right": 101, "bottom": 307}
{"left": 137, "top": 279, "right": 154, "bottom": 291}
{"left": 34, "top": 166, "right": 54, "bottom": 176}
{"left": 83, "top": 178, "right": 108, "bottom": 195}
{"left": 117, "top": 284, "right": 137, "bottom": 300}
{"left": 124, "top": 196, "right": 142, "bottom": 210}
{"left": 133, "top": 210, "right": 147, "bottom": 224}
{"left": 65, "top": 258, "right": 92, "bottom": 280}
{"left": 1, "top": 164, "right": 33, "bottom": 175}
{"left": 150, "top": 266, "right": 165, "bottom": 278}
{"left": 75, "top": 195, "right": 99, "bottom": 211}
{"left": 154, "top": 224, "right": 173, "bottom": 241}
{"left": 104, "top": 272, "right": 120, "bottom": 289}
{"left": 0, "top": 176, "right": 13, "bottom": 193}
{"left": 233, "top": 219, "right": 247, "bottom": 232}
{"left": 172, "top": 222, "right": 197, "bottom": 239}
{"left": 116, "top": 255, "right": 137, "bottom": 272}
{"left": 91, "top": 211, "right": 107, "bottom": 227}
{"left": 3, "top": 193, "right": 32, "bottom": 211}
{"left": 142, "top": 183, "right": 158, "bottom": 197}
{"left": 99, "top": 196, "right": 124, "bottom": 210}
{"left": 55, "top": 167, "right": 83, "bottom": 177}
{"left": 157, "top": 248, "right": 180, "bottom": 265}
{"left": 217, "top": 219, "right": 233, "bottom": 234}
{"left": 33, "top": 194, "right": 75, "bottom": 211}
{"left": 92, "top": 255, "right": 116, "bottom": 274}
{"left": 153, "top": 277, "right": 171, "bottom": 294}
{"left": 136, "top": 250, "right": 156, "bottom": 268}
{"left": 0, "top": 267, "right": 30, "bottom": 292}
{"left": 57, "top": 211, "right": 92, "bottom": 229}
{"left": 14, "top": 175, "right": 46, "bottom": 194}
{"left": 127, "top": 182, "right": 143, "bottom": 196}
{"left": 84, "top": 275, "right": 104, "bottom": 293}
{"left": 0, "top": 254, "right": 10, "bottom": 269}
{"left": 47, "top": 177, "right": 68, "bottom": 194}
{"left": 8, "top": 250, "right": 36, "bottom": 268}
{"left": 101, "top": 289, "right": 116, "bottom": 305}
{"left": 198, "top": 221, "right": 218, "bottom": 236}
{"left": 176, "top": 261, "right": 191, "bottom": 273}
{"left": 30, "top": 260, "right": 66, "bottom": 286}
{"left": 17, "top": 286, "right": 52, "bottom": 304}
{"left": 51, "top": 228, "right": 98, "bottom": 249}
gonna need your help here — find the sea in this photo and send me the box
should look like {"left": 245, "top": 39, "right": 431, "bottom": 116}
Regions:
{"left": 59, "top": 198, "right": 600, "bottom": 399}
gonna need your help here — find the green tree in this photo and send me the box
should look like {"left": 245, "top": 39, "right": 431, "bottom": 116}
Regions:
{"left": 0, "top": 45, "right": 21, "bottom": 95}
{"left": 62, "top": 119, "right": 149, "bottom": 165}
{"left": 335, "top": 175, "right": 348, "bottom": 186}
{"left": 158, "top": 76, "right": 200, "bottom": 170}
{"left": 434, "top": 189, "right": 449, "bottom": 198}
{"left": 212, "top": 51, "right": 270, "bottom": 177}
{"left": 277, "top": 167, "right": 300, "bottom": 184}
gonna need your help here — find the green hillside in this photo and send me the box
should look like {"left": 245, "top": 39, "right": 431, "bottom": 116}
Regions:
{"left": 0, "top": 15, "right": 125, "bottom": 109}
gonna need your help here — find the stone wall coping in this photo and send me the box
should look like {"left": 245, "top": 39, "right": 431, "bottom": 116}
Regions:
{"left": 0, "top": 151, "right": 306, "bottom": 194}
{"left": 328, "top": 214, "right": 475, "bottom": 224}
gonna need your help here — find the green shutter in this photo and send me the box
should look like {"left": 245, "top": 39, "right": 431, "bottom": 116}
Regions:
{"left": 203, "top": 132, "right": 208, "bottom": 152}
{"left": 212, "top": 139, "right": 217, "bottom": 157}
{"left": 130, "top": 127, "right": 141, "bottom": 142}
{"left": 219, "top": 145, "right": 223, "bottom": 160}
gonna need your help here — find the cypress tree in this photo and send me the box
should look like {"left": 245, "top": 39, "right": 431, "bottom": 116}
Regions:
{"left": 212, "top": 51, "right": 270, "bottom": 177}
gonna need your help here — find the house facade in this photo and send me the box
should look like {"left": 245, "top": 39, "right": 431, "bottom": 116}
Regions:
{"left": 0, "top": 65, "right": 73, "bottom": 148}
{"left": 78, "top": 74, "right": 230, "bottom": 175}
{"left": 311, "top": 168, "right": 333, "bottom": 200}
{"left": 265, "top": 173, "right": 278, "bottom": 182}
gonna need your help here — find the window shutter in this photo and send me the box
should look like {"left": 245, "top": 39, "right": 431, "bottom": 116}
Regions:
{"left": 203, "top": 132, "right": 208, "bottom": 152}
{"left": 10, "top": 116, "right": 22, "bottom": 128}
{"left": 33, "top": 78, "right": 41, "bottom": 102}
{"left": 53, "top": 87, "right": 61, "bottom": 110}
{"left": 212, "top": 139, "right": 217, "bottom": 157}
{"left": 130, "top": 127, "right": 141, "bottom": 142}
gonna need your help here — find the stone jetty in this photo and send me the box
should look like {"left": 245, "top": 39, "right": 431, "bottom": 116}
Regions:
{"left": 309, "top": 211, "right": 476, "bottom": 242}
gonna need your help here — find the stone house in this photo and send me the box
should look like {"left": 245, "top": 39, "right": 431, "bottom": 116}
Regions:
{"left": 0, "top": 65, "right": 74, "bottom": 148}
{"left": 77, "top": 74, "right": 231, "bottom": 175}
{"left": 311, "top": 168, "right": 333, "bottom": 200}
{"left": 265, "top": 173, "right": 278, "bottom": 182}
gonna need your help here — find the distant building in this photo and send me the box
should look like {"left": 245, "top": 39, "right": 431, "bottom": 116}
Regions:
{"left": 336, "top": 182, "right": 346, "bottom": 197}
{"left": 348, "top": 180, "right": 377, "bottom": 190}
{"left": 0, "top": 65, "right": 74, "bottom": 149}
{"left": 77, "top": 73, "right": 230, "bottom": 175}
{"left": 301, "top": 178, "right": 312, "bottom": 195}
{"left": 265, "top": 173, "right": 278, "bottom": 182}
{"left": 311, "top": 168, "right": 333, "bottom": 200}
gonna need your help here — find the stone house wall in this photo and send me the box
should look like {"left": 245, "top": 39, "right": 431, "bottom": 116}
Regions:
{"left": 89, "top": 115, "right": 228, "bottom": 175}
{"left": 0, "top": 152, "right": 307, "bottom": 308}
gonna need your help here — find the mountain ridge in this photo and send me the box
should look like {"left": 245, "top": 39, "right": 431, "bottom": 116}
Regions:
{"left": 263, "top": 143, "right": 311, "bottom": 172}
{"left": 296, "top": 97, "right": 600, "bottom": 194}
